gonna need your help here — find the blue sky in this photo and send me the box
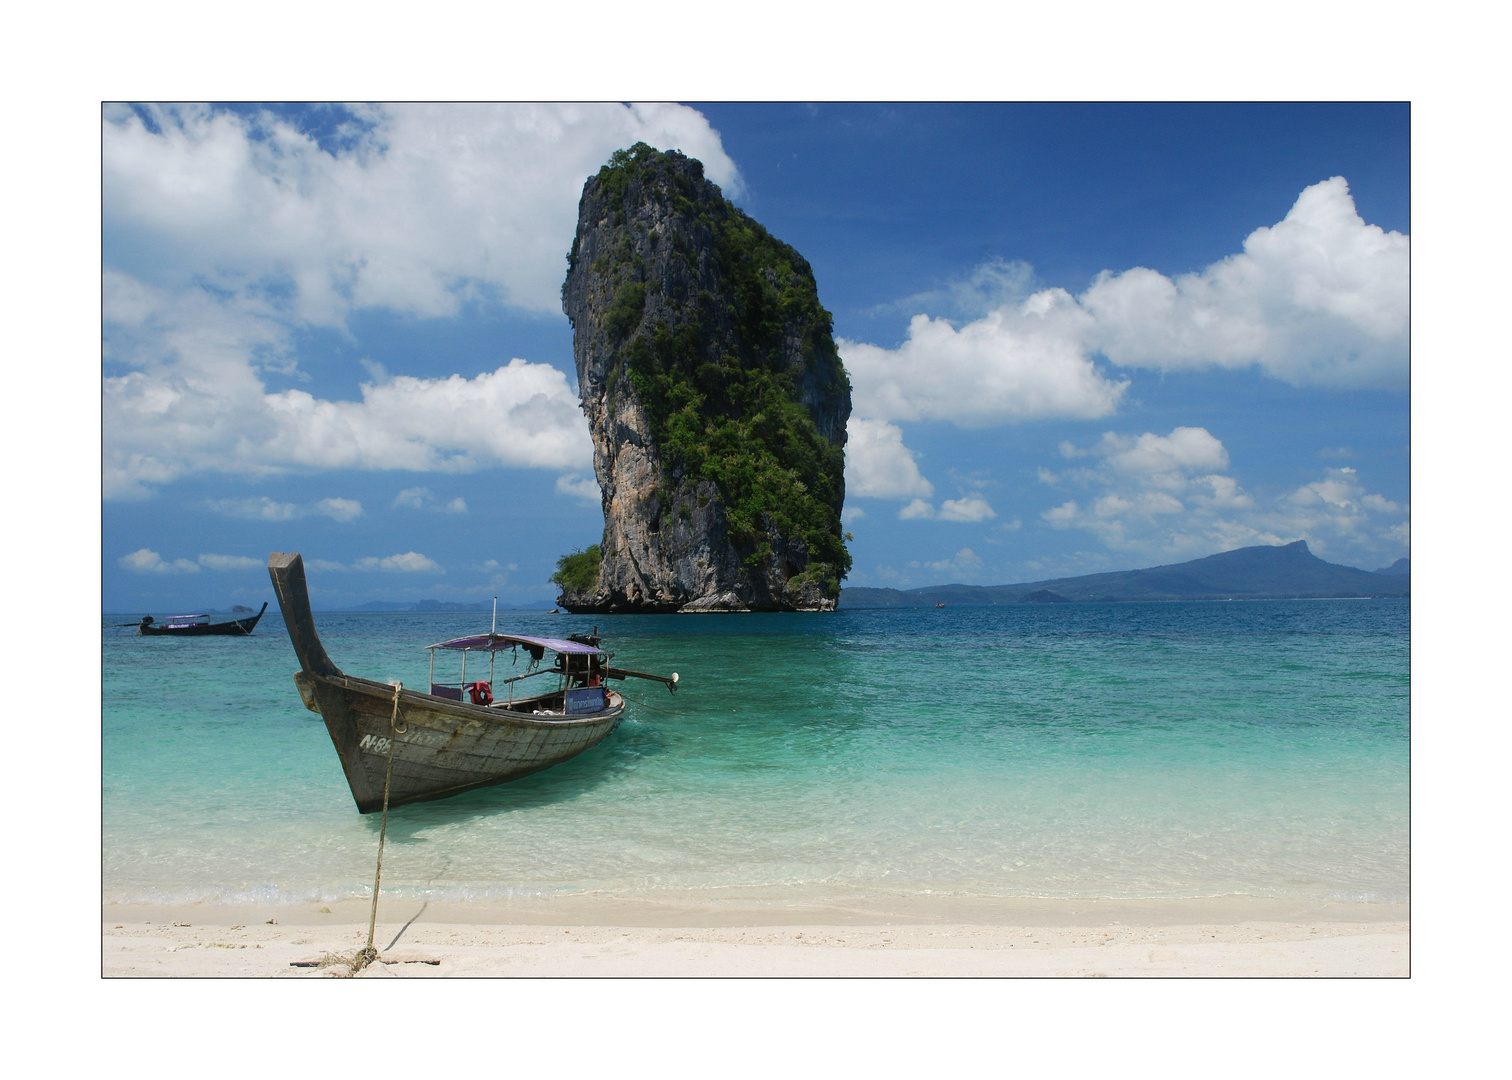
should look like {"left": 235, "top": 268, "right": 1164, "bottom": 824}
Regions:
{"left": 102, "top": 102, "right": 1408, "bottom": 611}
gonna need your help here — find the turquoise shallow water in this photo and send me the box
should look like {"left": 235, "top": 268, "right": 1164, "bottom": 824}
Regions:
{"left": 102, "top": 600, "right": 1408, "bottom": 906}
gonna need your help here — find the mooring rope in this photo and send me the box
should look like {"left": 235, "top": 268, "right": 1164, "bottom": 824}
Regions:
{"left": 355, "top": 682, "right": 404, "bottom": 971}
{"left": 616, "top": 691, "right": 693, "bottom": 717}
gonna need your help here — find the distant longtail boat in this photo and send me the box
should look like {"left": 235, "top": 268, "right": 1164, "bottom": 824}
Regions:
{"left": 136, "top": 603, "right": 267, "bottom": 636}
{"left": 267, "top": 552, "right": 678, "bottom": 813}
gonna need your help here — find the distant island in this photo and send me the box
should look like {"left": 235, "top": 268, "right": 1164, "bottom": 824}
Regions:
{"left": 838, "top": 541, "right": 1409, "bottom": 608}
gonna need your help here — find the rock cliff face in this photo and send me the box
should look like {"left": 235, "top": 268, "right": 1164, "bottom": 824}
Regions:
{"left": 558, "top": 144, "right": 851, "bottom": 613}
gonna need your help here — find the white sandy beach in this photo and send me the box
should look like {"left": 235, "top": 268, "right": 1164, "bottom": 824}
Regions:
{"left": 102, "top": 896, "right": 1407, "bottom": 977}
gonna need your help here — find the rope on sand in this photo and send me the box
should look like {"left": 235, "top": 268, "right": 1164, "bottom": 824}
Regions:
{"left": 354, "top": 682, "right": 404, "bottom": 972}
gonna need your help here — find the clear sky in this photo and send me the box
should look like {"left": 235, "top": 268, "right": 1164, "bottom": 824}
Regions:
{"left": 102, "top": 102, "right": 1409, "bottom": 611}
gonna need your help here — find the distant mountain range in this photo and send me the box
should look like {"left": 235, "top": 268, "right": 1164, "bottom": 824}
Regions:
{"left": 838, "top": 541, "right": 1409, "bottom": 608}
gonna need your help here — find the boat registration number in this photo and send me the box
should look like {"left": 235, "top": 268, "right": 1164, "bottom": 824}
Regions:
{"left": 358, "top": 733, "right": 393, "bottom": 755}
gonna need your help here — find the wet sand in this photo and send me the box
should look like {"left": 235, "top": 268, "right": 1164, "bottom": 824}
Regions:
{"left": 102, "top": 895, "right": 1408, "bottom": 977}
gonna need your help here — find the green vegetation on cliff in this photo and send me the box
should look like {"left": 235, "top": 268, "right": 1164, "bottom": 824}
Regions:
{"left": 593, "top": 143, "right": 852, "bottom": 592}
{"left": 550, "top": 545, "right": 602, "bottom": 595}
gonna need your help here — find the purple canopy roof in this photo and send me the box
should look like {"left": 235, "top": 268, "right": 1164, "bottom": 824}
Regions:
{"left": 429, "top": 633, "right": 603, "bottom": 655}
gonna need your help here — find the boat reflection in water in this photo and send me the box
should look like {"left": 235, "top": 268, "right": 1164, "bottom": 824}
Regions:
{"left": 268, "top": 552, "right": 677, "bottom": 813}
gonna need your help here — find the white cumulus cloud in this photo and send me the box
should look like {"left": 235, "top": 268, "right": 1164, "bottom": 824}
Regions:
{"left": 555, "top": 473, "right": 602, "bottom": 504}
{"left": 842, "top": 289, "right": 1128, "bottom": 426}
{"left": 197, "top": 553, "right": 262, "bottom": 571}
{"left": 289, "top": 553, "right": 442, "bottom": 573}
{"left": 1040, "top": 428, "right": 1407, "bottom": 565}
{"left": 118, "top": 549, "right": 268, "bottom": 572}
{"left": 205, "top": 495, "right": 363, "bottom": 521}
{"left": 393, "top": 487, "right": 466, "bottom": 514}
{"left": 104, "top": 295, "right": 594, "bottom": 495}
{"left": 844, "top": 418, "right": 934, "bottom": 499}
{"left": 119, "top": 548, "right": 199, "bottom": 573}
{"left": 1061, "top": 427, "right": 1233, "bottom": 487}
{"left": 937, "top": 496, "right": 998, "bottom": 522}
{"left": 263, "top": 361, "right": 591, "bottom": 472}
{"left": 896, "top": 494, "right": 997, "bottom": 522}
{"left": 1082, "top": 177, "right": 1407, "bottom": 387}
{"left": 102, "top": 103, "right": 738, "bottom": 499}
{"left": 205, "top": 496, "right": 299, "bottom": 521}
{"left": 316, "top": 497, "right": 363, "bottom": 521}
{"left": 352, "top": 552, "right": 443, "bottom": 573}
{"left": 840, "top": 177, "right": 1407, "bottom": 434}
{"left": 103, "top": 103, "right": 741, "bottom": 320}
{"left": 924, "top": 548, "right": 984, "bottom": 574}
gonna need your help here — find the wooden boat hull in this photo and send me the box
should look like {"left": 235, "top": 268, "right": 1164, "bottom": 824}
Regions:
{"left": 139, "top": 603, "right": 267, "bottom": 636}
{"left": 269, "top": 553, "right": 623, "bottom": 812}
{"left": 290, "top": 670, "right": 623, "bottom": 812}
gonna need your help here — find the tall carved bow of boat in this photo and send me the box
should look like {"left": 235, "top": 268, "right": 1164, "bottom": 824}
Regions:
{"left": 268, "top": 552, "right": 679, "bottom": 813}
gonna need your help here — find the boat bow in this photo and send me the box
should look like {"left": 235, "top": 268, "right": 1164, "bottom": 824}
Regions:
{"left": 267, "top": 552, "right": 632, "bottom": 813}
{"left": 268, "top": 552, "right": 342, "bottom": 677}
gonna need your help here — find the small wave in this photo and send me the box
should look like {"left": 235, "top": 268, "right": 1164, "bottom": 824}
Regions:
{"left": 103, "top": 882, "right": 565, "bottom": 906}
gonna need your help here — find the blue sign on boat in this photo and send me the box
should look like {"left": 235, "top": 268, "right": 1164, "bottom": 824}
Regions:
{"left": 564, "top": 687, "right": 607, "bottom": 715}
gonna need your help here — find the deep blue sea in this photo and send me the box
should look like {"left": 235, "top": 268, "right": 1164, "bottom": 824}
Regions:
{"left": 102, "top": 600, "right": 1408, "bottom": 907}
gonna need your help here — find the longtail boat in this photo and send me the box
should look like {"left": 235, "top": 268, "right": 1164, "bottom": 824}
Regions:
{"left": 137, "top": 603, "right": 267, "bottom": 636}
{"left": 268, "top": 552, "right": 678, "bottom": 813}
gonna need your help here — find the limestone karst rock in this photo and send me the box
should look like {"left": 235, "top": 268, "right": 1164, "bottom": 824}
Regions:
{"left": 557, "top": 144, "right": 851, "bottom": 612}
